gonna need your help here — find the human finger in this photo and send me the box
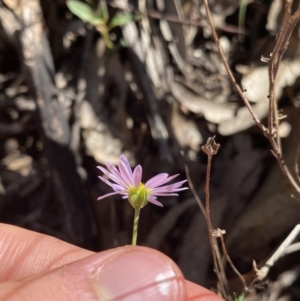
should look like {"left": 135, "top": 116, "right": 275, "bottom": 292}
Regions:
{"left": 0, "top": 246, "right": 187, "bottom": 301}
{"left": 186, "top": 280, "right": 223, "bottom": 301}
{"left": 0, "top": 224, "right": 223, "bottom": 301}
{"left": 0, "top": 223, "right": 93, "bottom": 281}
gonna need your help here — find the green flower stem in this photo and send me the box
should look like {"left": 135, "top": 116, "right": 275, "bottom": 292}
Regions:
{"left": 95, "top": 26, "right": 114, "bottom": 49}
{"left": 132, "top": 208, "right": 140, "bottom": 246}
{"left": 102, "top": 32, "right": 114, "bottom": 49}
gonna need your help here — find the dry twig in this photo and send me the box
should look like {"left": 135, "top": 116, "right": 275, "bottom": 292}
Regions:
{"left": 253, "top": 224, "right": 300, "bottom": 284}
{"left": 201, "top": 137, "right": 229, "bottom": 298}
{"left": 181, "top": 150, "right": 206, "bottom": 216}
{"left": 213, "top": 228, "right": 248, "bottom": 291}
{"left": 202, "top": 0, "right": 300, "bottom": 195}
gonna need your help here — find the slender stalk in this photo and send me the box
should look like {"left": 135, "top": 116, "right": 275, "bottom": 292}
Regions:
{"left": 203, "top": 0, "right": 300, "bottom": 195}
{"left": 181, "top": 151, "right": 206, "bottom": 216}
{"left": 102, "top": 31, "right": 114, "bottom": 49}
{"left": 213, "top": 238, "right": 229, "bottom": 294}
{"left": 132, "top": 208, "right": 140, "bottom": 246}
{"left": 267, "top": 0, "right": 293, "bottom": 154}
{"left": 201, "top": 138, "right": 228, "bottom": 297}
{"left": 205, "top": 155, "right": 227, "bottom": 297}
{"left": 219, "top": 231, "right": 247, "bottom": 290}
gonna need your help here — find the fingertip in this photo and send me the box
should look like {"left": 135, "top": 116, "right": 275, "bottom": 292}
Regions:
{"left": 0, "top": 246, "right": 187, "bottom": 301}
{"left": 74, "top": 246, "right": 187, "bottom": 301}
{"left": 186, "top": 280, "right": 224, "bottom": 301}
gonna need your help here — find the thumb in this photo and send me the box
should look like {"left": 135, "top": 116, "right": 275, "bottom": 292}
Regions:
{"left": 0, "top": 246, "right": 186, "bottom": 301}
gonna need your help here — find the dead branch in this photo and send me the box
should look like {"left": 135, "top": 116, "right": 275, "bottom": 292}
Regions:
{"left": 253, "top": 224, "right": 300, "bottom": 284}
{"left": 202, "top": 0, "right": 300, "bottom": 195}
{"left": 201, "top": 137, "right": 229, "bottom": 298}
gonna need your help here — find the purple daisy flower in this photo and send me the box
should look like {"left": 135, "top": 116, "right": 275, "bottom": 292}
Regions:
{"left": 97, "top": 154, "right": 188, "bottom": 208}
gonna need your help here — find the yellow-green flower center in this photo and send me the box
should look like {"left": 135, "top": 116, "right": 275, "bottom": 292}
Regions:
{"left": 128, "top": 183, "right": 151, "bottom": 209}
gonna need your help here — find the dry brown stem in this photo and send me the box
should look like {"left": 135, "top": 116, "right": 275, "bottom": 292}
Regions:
{"left": 201, "top": 137, "right": 229, "bottom": 298}
{"left": 203, "top": 0, "right": 300, "bottom": 195}
{"left": 268, "top": 0, "right": 300, "bottom": 153}
{"left": 213, "top": 228, "right": 248, "bottom": 291}
{"left": 181, "top": 151, "right": 206, "bottom": 216}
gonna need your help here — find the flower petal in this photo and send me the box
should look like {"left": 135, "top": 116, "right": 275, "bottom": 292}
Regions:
{"left": 132, "top": 165, "right": 142, "bottom": 186}
{"left": 145, "top": 174, "right": 180, "bottom": 189}
{"left": 152, "top": 188, "right": 187, "bottom": 194}
{"left": 119, "top": 160, "right": 135, "bottom": 187}
{"left": 151, "top": 180, "right": 188, "bottom": 193}
{"left": 120, "top": 155, "right": 133, "bottom": 176}
{"left": 97, "top": 154, "right": 188, "bottom": 206}
{"left": 104, "top": 163, "right": 129, "bottom": 188}
{"left": 149, "top": 192, "right": 178, "bottom": 197}
{"left": 97, "top": 191, "right": 120, "bottom": 200}
{"left": 98, "top": 176, "right": 125, "bottom": 192}
{"left": 144, "top": 173, "right": 169, "bottom": 188}
{"left": 148, "top": 196, "right": 164, "bottom": 207}
{"left": 96, "top": 165, "right": 111, "bottom": 176}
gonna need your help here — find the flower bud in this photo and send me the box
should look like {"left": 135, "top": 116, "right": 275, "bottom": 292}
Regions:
{"left": 128, "top": 184, "right": 149, "bottom": 209}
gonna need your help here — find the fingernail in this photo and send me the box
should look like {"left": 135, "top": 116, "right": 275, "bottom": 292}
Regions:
{"left": 93, "top": 246, "right": 186, "bottom": 301}
{"left": 68, "top": 246, "right": 186, "bottom": 301}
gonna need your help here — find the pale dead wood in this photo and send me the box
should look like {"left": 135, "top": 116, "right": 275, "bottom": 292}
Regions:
{"left": 253, "top": 224, "right": 300, "bottom": 284}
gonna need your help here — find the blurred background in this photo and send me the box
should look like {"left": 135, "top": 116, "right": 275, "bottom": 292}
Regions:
{"left": 1, "top": 0, "right": 300, "bottom": 299}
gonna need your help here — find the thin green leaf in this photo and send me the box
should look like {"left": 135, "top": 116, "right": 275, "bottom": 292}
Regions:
{"left": 108, "top": 14, "right": 137, "bottom": 30}
{"left": 97, "top": 1, "right": 109, "bottom": 22}
{"left": 67, "top": 0, "right": 103, "bottom": 25}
